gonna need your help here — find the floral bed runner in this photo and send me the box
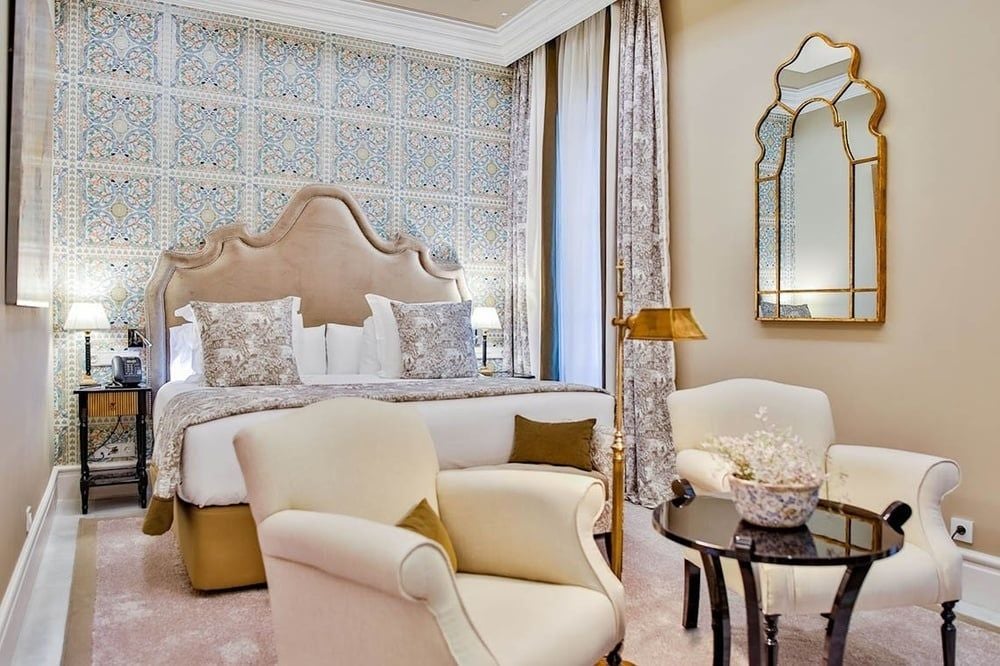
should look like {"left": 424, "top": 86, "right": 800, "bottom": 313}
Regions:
{"left": 143, "top": 378, "right": 605, "bottom": 535}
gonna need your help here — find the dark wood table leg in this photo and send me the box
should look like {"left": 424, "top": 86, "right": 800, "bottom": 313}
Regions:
{"left": 77, "top": 400, "right": 89, "bottom": 515}
{"left": 683, "top": 559, "right": 701, "bottom": 629}
{"left": 764, "top": 615, "right": 779, "bottom": 666}
{"left": 734, "top": 535, "right": 764, "bottom": 666}
{"left": 823, "top": 562, "right": 872, "bottom": 665}
{"left": 737, "top": 559, "right": 763, "bottom": 665}
{"left": 135, "top": 411, "right": 148, "bottom": 508}
{"left": 700, "top": 552, "right": 731, "bottom": 666}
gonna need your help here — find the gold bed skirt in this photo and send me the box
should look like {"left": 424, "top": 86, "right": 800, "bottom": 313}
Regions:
{"left": 174, "top": 498, "right": 266, "bottom": 590}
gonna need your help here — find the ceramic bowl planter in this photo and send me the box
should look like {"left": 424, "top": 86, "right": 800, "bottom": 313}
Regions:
{"left": 729, "top": 475, "right": 821, "bottom": 528}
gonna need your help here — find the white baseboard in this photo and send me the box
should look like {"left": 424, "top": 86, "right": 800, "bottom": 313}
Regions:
{"left": 0, "top": 466, "right": 59, "bottom": 664}
{"left": 0, "top": 464, "right": 139, "bottom": 662}
{"left": 956, "top": 548, "right": 1000, "bottom": 629}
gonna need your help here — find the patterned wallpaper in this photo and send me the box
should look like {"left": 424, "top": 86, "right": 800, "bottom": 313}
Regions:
{"left": 50, "top": 0, "right": 514, "bottom": 463}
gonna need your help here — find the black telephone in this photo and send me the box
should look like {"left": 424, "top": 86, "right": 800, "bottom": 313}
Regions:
{"left": 111, "top": 355, "right": 143, "bottom": 387}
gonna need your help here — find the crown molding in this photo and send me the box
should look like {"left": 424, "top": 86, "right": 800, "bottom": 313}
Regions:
{"left": 496, "top": 0, "right": 614, "bottom": 64}
{"left": 168, "top": 0, "right": 615, "bottom": 66}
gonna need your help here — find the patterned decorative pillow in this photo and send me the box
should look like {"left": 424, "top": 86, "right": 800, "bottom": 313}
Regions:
{"left": 389, "top": 301, "right": 478, "bottom": 379}
{"left": 190, "top": 297, "right": 302, "bottom": 387}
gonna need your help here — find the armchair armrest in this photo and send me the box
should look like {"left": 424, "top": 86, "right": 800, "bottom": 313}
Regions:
{"left": 259, "top": 510, "right": 497, "bottom": 665}
{"left": 676, "top": 448, "right": 733, "bottom": 494}
{"left": 437, "top": 469, "right": 624, "bottom": 635}
{"left": 825, "top": 444, "right": 962, "bottom": 602}
{"left": 258, "top": 510, "right": 455, "bottom": 600}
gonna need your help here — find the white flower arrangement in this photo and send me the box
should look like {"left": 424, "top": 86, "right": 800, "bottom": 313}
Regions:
{"left": 699, "top": 407, "right": 825, "bottom": 486}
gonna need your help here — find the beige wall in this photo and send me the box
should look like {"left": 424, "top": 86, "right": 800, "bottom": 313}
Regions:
{"left": 664, "top": 0, "right": 1000, "bottom": 554}
{"left": 0, "top": 0, "right": 53, "bottom": 595}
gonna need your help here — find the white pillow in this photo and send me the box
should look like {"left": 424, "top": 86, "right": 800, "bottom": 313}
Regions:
{"left": 360, "top": 317, "right": 380, "bottom": 375}
{"left": 294, "top": 325, "right": 327, "bottom": 375}
{"left": 325, "top": 323, "right": 363, "bottom": 374}
{"left": 168, "top": 323, "right": 201, "bottom": 381}
{"left": 364, "top": 294, "right": 404, "bottom": 378}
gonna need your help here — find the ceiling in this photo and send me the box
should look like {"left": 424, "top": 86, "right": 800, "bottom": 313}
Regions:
{"left": 367, "top": 0, "right": 538, "bottom": 28}
{"left": 175, "top": 0, "right": 614, "bottom": 65}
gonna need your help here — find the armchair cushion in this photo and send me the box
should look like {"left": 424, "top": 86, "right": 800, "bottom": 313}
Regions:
{"left": 398, "top": 498, "right": 458, "bottom": 571}
{"left": 437, "top": 469, "right": 625, "bottom": 638}
{"left": 456, "top": 573, "right": 620, "bottom": 665}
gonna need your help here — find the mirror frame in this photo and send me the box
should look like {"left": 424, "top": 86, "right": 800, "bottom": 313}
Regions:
{"left": 754, "top": 33, "right": 887, "bottom": 323}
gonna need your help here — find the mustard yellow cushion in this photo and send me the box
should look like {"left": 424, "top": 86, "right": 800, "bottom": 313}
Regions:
{"left": 509, "top": 415, "right": 596, "bottom": 471}
{"left": 396, "top": 498, "right": 458, "bottom": 571}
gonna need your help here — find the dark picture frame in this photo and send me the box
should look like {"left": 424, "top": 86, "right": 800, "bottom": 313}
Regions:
{"left": 5, "top": 0, "right": 55, "bottom": 307}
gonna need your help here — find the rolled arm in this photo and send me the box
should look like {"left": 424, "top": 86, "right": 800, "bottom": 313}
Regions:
{"left": 259, "top": 510, "right": 497, "bottom": 665}
{"left": 676, "top": 448, "right": 733, "bottom": 494}
{"left": 258, "top": 509, "right": 457, "bottom": 601}
{"left": 825, "top": 444, "right": 962, "bottom": 601}
{"left": 437, "top": 469, "right": 625, "bottom": 635}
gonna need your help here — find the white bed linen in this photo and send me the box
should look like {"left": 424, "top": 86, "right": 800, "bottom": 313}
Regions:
{"left": 154, "top": 375, "right": 614, "bottom": 507}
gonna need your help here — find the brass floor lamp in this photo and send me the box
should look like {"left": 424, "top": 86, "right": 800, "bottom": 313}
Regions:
{"left": 609, "top": 259, "right": 705, "bottom": 578}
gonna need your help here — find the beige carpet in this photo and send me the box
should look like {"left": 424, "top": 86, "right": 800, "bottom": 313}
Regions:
{"left": 65, "top": 506, "right": 999, "bottom": 665}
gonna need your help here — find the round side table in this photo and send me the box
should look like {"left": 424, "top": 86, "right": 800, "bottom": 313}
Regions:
{"left": 652, "top": 481, "right": 909, "bottom": 666}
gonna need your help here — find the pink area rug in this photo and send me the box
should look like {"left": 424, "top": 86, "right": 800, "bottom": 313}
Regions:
{"left": 65, "top": 508, "right": 999, "bottom": 665}
{"left": 64, "top": 517, "right": 275, "bottom": 665}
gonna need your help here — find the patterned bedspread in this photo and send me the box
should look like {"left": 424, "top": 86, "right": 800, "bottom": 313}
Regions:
{"left": 142, "top": 378, "right": 605, "bottom": 535}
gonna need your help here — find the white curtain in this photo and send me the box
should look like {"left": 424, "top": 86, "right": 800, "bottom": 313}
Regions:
{"left": 524, "top": 47, "right": 546, "bottom": 379}
{"left": 555, "top": 11, "right": 607, "bottom": 386}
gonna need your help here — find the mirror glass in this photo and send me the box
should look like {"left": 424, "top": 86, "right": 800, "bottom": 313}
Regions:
{"left": 756, "top": 35, "right": 885, "bottom": 322}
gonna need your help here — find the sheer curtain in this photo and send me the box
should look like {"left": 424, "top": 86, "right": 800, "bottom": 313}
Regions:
{"left": 554, "top": 11, "right": 607, "bottom": 386}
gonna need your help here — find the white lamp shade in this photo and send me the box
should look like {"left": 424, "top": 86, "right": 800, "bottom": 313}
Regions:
{"left": 471, "top": 306, "right": 501, "bottom": 331}
{"left": 64, "top": 302, "right": 111, "bottom": 331}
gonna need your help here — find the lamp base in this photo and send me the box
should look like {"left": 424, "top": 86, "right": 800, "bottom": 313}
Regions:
{"left": 79, "top": 373, "right": 99, "bottom": 387}
{"left": 478, "top": 366, "right": 494, "bottom": 377}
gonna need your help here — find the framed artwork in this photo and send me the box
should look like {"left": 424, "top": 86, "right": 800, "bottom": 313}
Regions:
{"left": 5, "top": 0, "right": 56, "bottom": 307}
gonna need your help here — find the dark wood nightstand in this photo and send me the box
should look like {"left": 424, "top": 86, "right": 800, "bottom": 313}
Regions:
{"left": 74, "top": 386, "right": 151, "bottom": 514}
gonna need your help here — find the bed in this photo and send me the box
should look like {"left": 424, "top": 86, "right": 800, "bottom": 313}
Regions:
{"left": 143, "top": 184, "right": 613, "bottom": 590}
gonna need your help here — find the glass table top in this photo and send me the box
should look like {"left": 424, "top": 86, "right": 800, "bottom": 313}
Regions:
{"left": 652, "top": 494, "right": 904, "bottom": 566}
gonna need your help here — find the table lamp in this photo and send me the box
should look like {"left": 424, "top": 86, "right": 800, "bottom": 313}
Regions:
{"left": 609, "top": 259, "right": 705, "bottom": 578}
{"left": 65, "top": 302, "right": 111, "bottom": 386}
{"left": 471, "top": 306, "right": 501, "bottom": 376}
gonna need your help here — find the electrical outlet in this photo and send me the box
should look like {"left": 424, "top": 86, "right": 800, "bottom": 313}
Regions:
{"left": 950, "top": 517, "right": 974, "bottom": 544}
{"left": 25, "top": 506, "right": 33, "bottom": 534}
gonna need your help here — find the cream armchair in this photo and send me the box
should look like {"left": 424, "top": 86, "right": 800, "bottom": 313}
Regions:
{"left": 670, "top": 379, "right": 962, "bottom": 664}
{"left": 234, "top": 397, "right": 625, "bottom": 666}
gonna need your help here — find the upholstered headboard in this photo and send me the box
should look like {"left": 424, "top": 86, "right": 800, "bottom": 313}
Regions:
{"left": 144, "top": 184, "right": 469, "bottom": 391}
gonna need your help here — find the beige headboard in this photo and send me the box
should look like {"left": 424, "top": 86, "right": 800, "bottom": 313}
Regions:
{"left": 145, "top": 184, "right": 469, "bottom": 391}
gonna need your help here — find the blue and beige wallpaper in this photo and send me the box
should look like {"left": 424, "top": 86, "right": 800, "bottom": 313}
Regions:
{"left": 51, "top": 0, "right": 514, "bottom": 463}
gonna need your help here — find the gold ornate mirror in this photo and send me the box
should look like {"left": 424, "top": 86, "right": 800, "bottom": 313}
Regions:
{"left": 755, "top": 33, "right": 886, "bottom": 322}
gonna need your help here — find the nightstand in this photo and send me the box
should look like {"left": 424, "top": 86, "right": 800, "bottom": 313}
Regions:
{"left": 74, "top": 386, "right": 151, "bottom": 514}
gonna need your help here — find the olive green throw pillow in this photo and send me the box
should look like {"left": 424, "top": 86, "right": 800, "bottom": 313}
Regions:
{"left": 396, "top": 498, "right": 458, "bottom": 572}
{"left": 509, "top": 415, "right": 597, "bottom": 471}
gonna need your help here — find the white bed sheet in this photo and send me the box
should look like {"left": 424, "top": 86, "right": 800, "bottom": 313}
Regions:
{"left": 154, "top": 375, "right": 614, "bottom": 507}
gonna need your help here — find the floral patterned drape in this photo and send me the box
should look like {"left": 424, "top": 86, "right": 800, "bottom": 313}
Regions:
{"left": 509, "top": 55, "right": 533, "bottom": 375}
{"left": 616, "top": 0, "right": 676, "bottom": 506}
